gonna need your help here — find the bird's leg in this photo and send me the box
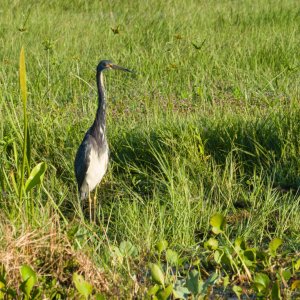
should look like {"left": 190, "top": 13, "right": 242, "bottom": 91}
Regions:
{"left": 93, "top": 186, "right": 98, "bottom": 223}
{"left": 88, "top": 191, "right": 92, "bottom": 223}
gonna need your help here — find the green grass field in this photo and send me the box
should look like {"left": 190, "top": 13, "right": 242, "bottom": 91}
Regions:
{"left": 1, "top": 0, "right": 300, "bottom": 298}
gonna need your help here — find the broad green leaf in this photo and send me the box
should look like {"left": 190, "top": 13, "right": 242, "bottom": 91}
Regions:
{"left": 25, "top": 162, "right": 47, "bottom": 193}
{"left": 243, "top": 249, "right": 256, "bottom": 267}
{"left": 20, "top": 265, "right": 37, "bottom": 297}
{"left": 234, "top": 237, "right": 247, "bottom": 252}
{"left": 0, "top": 281, "right": 5, "bottom": 299}
{"left": 210, "top": 213, "right": 225, "bottom": 234}
{"left": 156, "top": 284, "right": 173, "bottom": 300}
{"left": 95, "top": 293, "right": 105, "bottom": 300}
{"left": 72, "top": 273, "right": 93, "bottom": 299}
{"left": 281, "top": 269, "right": 291, "bottom": 282}
{"left": 147, "top": 284, "right": 160, "bottom": 296}
{"left": 291, "top": 280, "right": 300, "bottom": 290}
{"left": 295, "top": 259, "right": 300, "bottom": 270}
{"left": 156, "top": 240, "right": 168, "bottom": 253}
{"left": 222, "top": 246, "right": 234, "bottom": 268}
{"left": 173, "top": 285, "right": 190, "bottom": 299}
{"left": 119, "top": 241, "right": 138, "bottom": 257}
{"left": 232, "top": 285, "right": 242, "bottom": 299}
{"left": 166, "top": 249, "right": 179, "bottom": 266}
{"left": 192, "top": 258, "right": 200, "bottom": 266}
{"left": 271, "top": 281, "right": 282, "bottom": 300}
{"left": 204, "top": 238, "right": 218, "bottom": 250}
{"left": 253, "top": 273, "right": 270, "bottom": 293}
{"left": 206, "top": 272, "right": 219, "bottom": 285}
{"left": 19, "top": 47, "right": 27, "bottom": 107}
{"left": 186, "top": 269, "right": 200, "bottom": 295}
{"left": 201, "top": 272, "right": 219, "bottom": 294}
{"left": 150, "top": 263, "right": 165, "bottom": 286}
{"left": 214, "top": 249, "right": 223, "bottom": 264}
{"left": 269, "top": 238, "right": 282, "bottom": 256}
{"left": 223, "top": 275, "right": 229, "bottom": 288}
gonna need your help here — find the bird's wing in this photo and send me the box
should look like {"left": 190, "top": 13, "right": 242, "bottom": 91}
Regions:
{"left": 74, "top": 134, "right": 93, "bottom": 190}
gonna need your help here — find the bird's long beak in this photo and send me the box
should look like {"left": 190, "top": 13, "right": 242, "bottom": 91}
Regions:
{"left": 110, "top": 64, "right": 132, "bottom": 72}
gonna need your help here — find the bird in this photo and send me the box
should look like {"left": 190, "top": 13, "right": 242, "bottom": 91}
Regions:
{"left": 74, "top": 60, "right": 132, "bottom": 203}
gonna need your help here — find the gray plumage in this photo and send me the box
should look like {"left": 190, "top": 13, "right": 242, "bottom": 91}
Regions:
{"left": 74, "top": 60, "right": 131, "bottom": 199}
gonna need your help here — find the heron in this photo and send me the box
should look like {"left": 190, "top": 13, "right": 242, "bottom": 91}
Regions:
{"left": 74, "top": 60, "right": 132, "bottom": 210}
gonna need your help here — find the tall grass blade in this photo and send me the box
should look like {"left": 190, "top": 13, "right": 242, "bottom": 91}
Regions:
{"left": 18, "top": 46, "right": 29, "bottom": 202}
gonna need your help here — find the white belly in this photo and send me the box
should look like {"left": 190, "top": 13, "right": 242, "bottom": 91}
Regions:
{"left": 85, "top": 147, "right": 109, "bottom": 192}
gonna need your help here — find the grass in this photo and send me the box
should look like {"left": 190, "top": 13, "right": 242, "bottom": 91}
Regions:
{"left": 0, "top": 0, "right": 300, "bottom": 298}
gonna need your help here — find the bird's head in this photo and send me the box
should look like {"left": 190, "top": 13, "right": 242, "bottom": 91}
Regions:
{"left": 97, "top": 60, "right": 132, "bottom": 73}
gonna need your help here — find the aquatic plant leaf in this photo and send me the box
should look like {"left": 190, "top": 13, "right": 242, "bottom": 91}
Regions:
{"left": 210, "top": 213, "right": 225, "bottom": 234}
{"left": 73, "top": 273, "right": 93, "bottom": 299}
{"left": 269, "top": 238, "right": 282, "bottom": 256}
{"left": 156, "top": 240, "right": 168, "bottom": 253}
{"left": 150, "top": 263, "right": 165, "bottom": 286}
{"left": 20, "top": 265, "right": 37, "bottom": 297}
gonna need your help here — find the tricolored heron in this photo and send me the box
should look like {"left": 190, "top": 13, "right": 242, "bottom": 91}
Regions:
{"left": 74, "top": 60, "right": 132, "bottom": 207}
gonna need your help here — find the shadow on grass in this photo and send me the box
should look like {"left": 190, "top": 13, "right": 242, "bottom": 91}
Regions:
{"left": 111, "top": 108, "right": 300, "bottom": 192}
{"left": 41, "top": 105, "right": 300, "bottom": 226}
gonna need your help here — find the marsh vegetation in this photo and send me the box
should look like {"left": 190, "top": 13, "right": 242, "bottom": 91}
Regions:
{"left": 0, "top": 0, "right": 299, "bottom": 298}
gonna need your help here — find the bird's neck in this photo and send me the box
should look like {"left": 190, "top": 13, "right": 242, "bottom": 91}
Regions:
{"left": 91, "top": 71, "right": 106, "bottom": 140}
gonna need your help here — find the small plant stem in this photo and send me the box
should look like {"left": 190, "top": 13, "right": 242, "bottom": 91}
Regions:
{"left": 226, "top": 250, "right": 241, "bottom": 277}
{"left": 222, "top": 232, "right": 252, "bottom": 281}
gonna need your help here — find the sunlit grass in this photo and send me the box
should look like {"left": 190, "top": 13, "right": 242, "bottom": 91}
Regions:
{"left": 0, "top": 0, "right": 299, "bottom": 297}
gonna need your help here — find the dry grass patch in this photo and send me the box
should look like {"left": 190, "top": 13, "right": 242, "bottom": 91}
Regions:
{"left": 0, "top": 214, "right": 109, "bottom": 294}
